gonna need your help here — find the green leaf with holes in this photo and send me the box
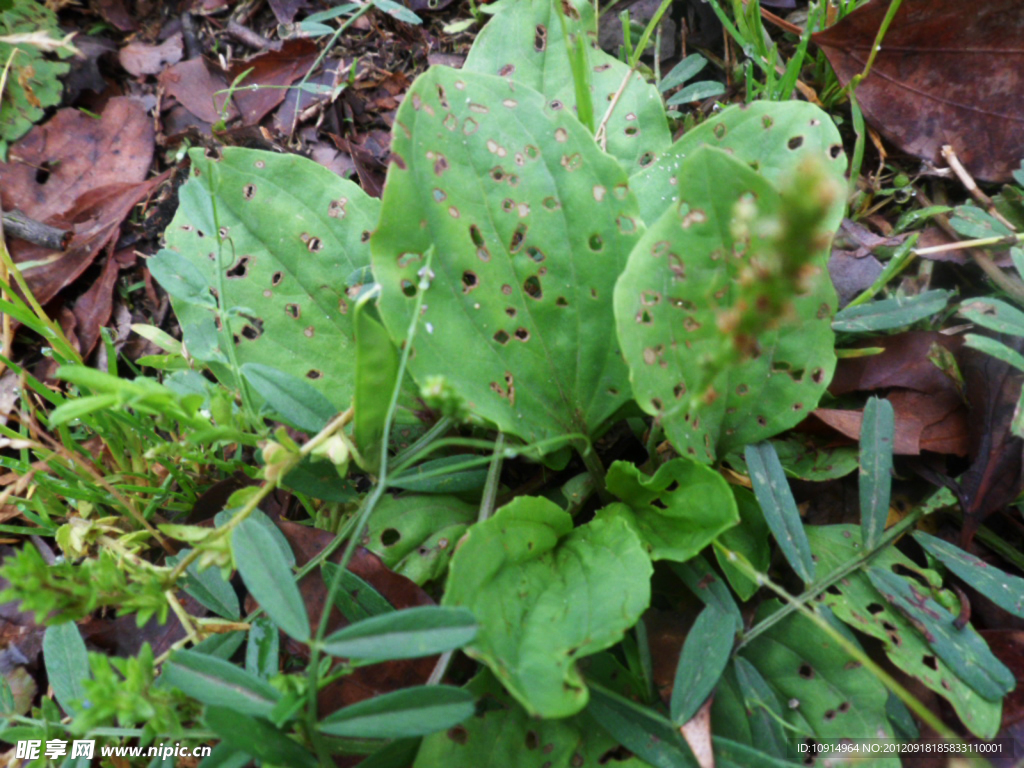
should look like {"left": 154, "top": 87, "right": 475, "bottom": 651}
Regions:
{"left": 806, "top": 525, "right": 1002, "bottom": 738}
{"left": 442, "top": 496, "right": 651, "bottom": 718}
{"left": 365, "top": 494, "right": 477, "bottom": 585}
{"left": 614, "top": 146, "right": 837, "bottom": 464}
{"left": 415, "top": 670, "right": 651, "bottom": 768}
{"left": 373, "top": 66, "right": 641, "bottom": 448}
{"left": 730, "top": 602, "right": 898, "bottom": 762}
{"left": 600, "top": 458, "right": 738, "bottom": 562}
{"left": 161, "top": 147, "right": 380, "bottom": 408}
{"left": 631, "top": 101, "right": 847, "bottom": 226}
{"left": 866, "top": 568, "right": 1014, "bottom": 702}
{"left": 463, "top": 0, "right": 671, "bottom": 177}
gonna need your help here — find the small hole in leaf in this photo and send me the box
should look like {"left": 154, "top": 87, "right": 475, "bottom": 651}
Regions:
{"left": 243, "top": 183, "right": 256, "bottom": 200}
{"left": 525, "top": 731, "right": 539, "bottom": 750}
{"left": 523, "top": 276, "right": 542, "bottom": 299}
{"left": 550, "top": 99, "right": 563, "bottom": 110}
{"left": 308, "top": 237, "right": 322, "bottom": 252}
{"left": 499, "top": 64, "right": 515, "bottom": 77}
{"left": 306, "top": 369, "right": 323, "bottom": 380}
{"left": 490, "top": 167, "right": 505, "bottom": 182}
{"left": 830, "top": 143, "right": 843, "bottom": 159}
{"left": 617, "top": 216, "right": 636, "bottom": 235}
{"left": 867, "top": 603, "right": 884, "bottom": 615}
{"left": 494, "top": 330, "right": 510, "bottom": 345}
{"left": 651, "top": 397, "right": 663, "bottom": 410}
{"left": 381, "top": 528, "right": 401, "bottom": 546}
{"left": 674, "top": 383, "right": 685, "bottom": 398}
{"left": 285, "top": 303, "right": 300, "bottom": 318}
{"left": 757, "top": 415, "right": 767, "bottom": 427}
{"left": 534, "top": 24, "right": 547, "bottom": 51}
{"left": 470, "top": 225, "right": 485, "bottom": 247}
{"left": 639, "top": 152, "right": 654, "bottom": 167}
{"left": 543, "top": 197, "right": 560, "bottom": 211}
{"left": 433, "top": 188, "right": 447, "bottom": 202}
{"left": 923, "top": 655, "right": 939, "bottom": 671}
{"left": 588, "top": 234, "right": 603, "bottom": 251}
{"left": 788, "top": 136, "right": 804, "bottom": 150}
{"left": 838, "top": 701, "right": 850, "bottom": 713}
{"left": 34, "top": 161, "right": 52, "bottom": 185}
{"left": 226, "top": 256, "right": 251, "bottom": 279}
{"left": 361, "top": 231, "right": 371, "bottom": 242}
{"left": 798, "top": 663, "right": 814, "bottom": 679}
{"left": 608, "top": 387, "right": 619, "bottom": 395}
{"left": 526, "top": 246, "right": 545, "bottom": 262}
{"left": 502, "top": 284, "right": 512, "bottom": 295}
{"left": 462, "top": 271, "right": 478, "bottom": 292}
{"left": 624, "top": 125, "right": 638, "bottom": 136}
{"left": 824, "top": 709, "right": 836, "bottom": 721}
{"left": 448, "top": 725, "right": 468, "bottom": 744}
{"left": 515, "top": 327, "right": 530, "bottom": 341}
{"left": 714, "top": 123, "right": 727, "bottom": 139}
{"left": 502, "top": 199, "right": 515, "bottom": 213}
{"left": 241, "top": 324, "right": 261, "bottom": 340}
{"left": 510, "top": 223, "right": 527, "bottom": 253}
{"left": 402, "top": 280, "right": 417, "bottom": 297}
{"left": 556, "top": 296, "right": 568, "bottom": 307}
{"left": 506, "top": 307, "right": 517, "bottom": 317}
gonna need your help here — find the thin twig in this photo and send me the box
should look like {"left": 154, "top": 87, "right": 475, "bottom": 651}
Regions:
{"left": 2, "top": 210, "right": 70, "bottom": 250}
{"left": 941, "top": 144, "right": 1017, "bottom": 232}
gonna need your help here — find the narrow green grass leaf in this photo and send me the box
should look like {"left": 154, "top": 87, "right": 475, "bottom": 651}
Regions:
{"left": 388, "top": 456, "right": 489, "bottom": 494}
{"left": 204, "top": 706, "right": 317, "bottom": 768}
{"left": 859, "top": 396, "right": 894, "bottom": 548}
{"left": 744, "top": 442, "right": 814, "bottom": 583}
{"left": 670, "top": 603, "right": 736, "bottom": 724}
{"left": 914, "top": 531, "right": 1024, "bottom": 618}
{"left": 354, "top": 292, "right": 401, "bottom": 473}
{"left": 963, "top": 334, "right": 1024, "bottom": 375}
{"left": 659, "top": 55, "right": 708, "bottom": 91}
{"left": 43, "top": 623, "right": 89, "bottom": 715}
{"left": 372, "top": 0, "right": 421, "bottom": 24}
{"left": 960, "top": 297, "right": 1024, "bottom": 338}
{"left": 321, "top": 563, "right": 394, "bottom": 622}
{"left": 832, "top": 290, "right": 951, "bottom": 332}
{"left": 324, "top": 606, "right": 478, "bottom": 661}
{"left": 241, "top": 362, "right": 337, "bottom": 434}
{"left": 233, "top": 518, "right": 310, "bottom": 642}
{"left": 665, "top": 81, "right": 725, "bottom": 106}
{"left": 318, "top": 685, "right": 474, "bottom": 738}
{"left": 586, "top": 683, "right": 697, "bottom": 768}
{"left": 163, "top": 649, "right": 281, "bottom": 717}
{"left": 866, "top": 568, "right": 1014, "bottom": 701}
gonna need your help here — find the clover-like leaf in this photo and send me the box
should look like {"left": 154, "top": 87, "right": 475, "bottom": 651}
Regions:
{"left": 162, "top": 147, "right": 380, "bottom": 407}
{"left": 463, "top": 0, "right": 670, "bottom": 177}
{"left": 600, "top": 458, "right": 738, "bottom": 561}
{"left": 373, "top": 66, "right": 641, "bottom": 447}
{"left": 615, "top": 146, "right": 837, "bottom": 463}
{"left": 443, "top": 496, "right": 651, "bottom": 718}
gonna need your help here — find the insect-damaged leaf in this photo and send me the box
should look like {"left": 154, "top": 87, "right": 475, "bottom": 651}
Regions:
{"left": 463, "top": 0, "right": 671, "bottom": 178}
{"left": 600, "top": 458, "right": 738, "bottom": 562}
{"left": 373, "top": 66, "right": 640, "bottom": 448}
{"left": 630, "top": 101, "right": 847, "bottom": 226}
{"left": 728, "top": 602, "right": 898, "bottom": 760}
{"left": 812, "top": 0, "right": 1024, "bottom": 182}
{"left": 915, "top": 531, "right": 1024, "bottom": 619}
{"left": 162, "top": 147, "right": 380, "bottom": 408}
{"left": 615, "top": 147, "right": 837, "bottom": 464}
{"left": 442, "top": 496, "right": 650, "bottom": 718}
{"left": 867, "top": 567, "right": 1014, "bottom": 702}
{"left": 807, "top": 525, "right": 1002, "bottom": 738}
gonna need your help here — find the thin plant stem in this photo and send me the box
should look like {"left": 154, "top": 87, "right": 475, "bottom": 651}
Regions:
{"left": 478, "top": 432, "right": 505, "bottom": 524}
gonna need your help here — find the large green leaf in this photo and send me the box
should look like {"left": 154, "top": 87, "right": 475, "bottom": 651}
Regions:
{"left": 43, "top": 623, "right": 89, "bottom": 716}
{"left": 733, "top": 603, "right": 897, "bottom": 765}
{"left": 373, "top": 66, "right": 641, "bottom": 447}
{"left": 615, "top": 147, "right": 837, "bottom": 463}
{"left": 161, "top": 147, "right": 380, "bottom": 407}
{"left": 443, "top": 496, "right": 651, "bottom": 717}
{"left": 631, "top": 101, "right": 847, "bottom": 225}
{"left": 463, "top": 0, "right": 671, "bottom": 177}
{"left": 415, "top": 670, "right": 651, "bottom": 768}
{"left": 806, "top": 525, "right": 1002, "bottom": 738}
{"left": 600, "top": 458, "right": 738, "bottom": 561}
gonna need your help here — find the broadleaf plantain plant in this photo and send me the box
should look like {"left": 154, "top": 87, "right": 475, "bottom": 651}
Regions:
{"left": 0, "top": 0, "right": 1018, "bottom": 765}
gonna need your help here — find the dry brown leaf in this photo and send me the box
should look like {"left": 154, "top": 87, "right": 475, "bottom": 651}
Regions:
{"left": 813, "top": 0, "right": 1024, "bottom": 182}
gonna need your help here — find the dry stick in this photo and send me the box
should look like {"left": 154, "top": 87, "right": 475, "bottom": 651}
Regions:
{"left": 594, "top": 68, "right": 633, "bottom": 151}
{"left": 1, "top": 210, "right": 70, "bottom": 251}
{"left": 941, "top": 144, "right": 1017, "bottom": 232}
{"left": 915, "top": 188, "right": 1024, "bottom": 305}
